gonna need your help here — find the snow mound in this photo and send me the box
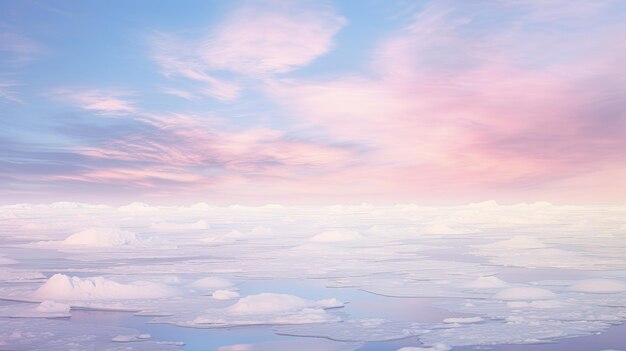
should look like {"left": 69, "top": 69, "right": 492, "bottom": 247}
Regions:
{"left": 494, "top": 287, "right": 557, "bottom": 301}
{"left": 35, "top": 300, "right": 70, "bottom": 314}
{"left": 62, "top": 228, "right": 139, "bottom": 247}
{"left": 227, "top": 293, "right": 312, "bottom": 315}
{"left": 187, "top": 277, "right": 234, "bottom": 290}
{"left": 568, "top": 279, "right": 626, "bottom": 294}
{"left": 212, "top": 290, "right": 240, "bottom": 300}
{"left": 465, "top": 276, "right": 508, "bottom": 289}
{"left": 192, "top": 293, "right": 339, "bottom": 326}
{"left": 317, "top": 298, "right": 344, "bottom": 308}
{"left": 32, "top": 274, "right": 176, "bottom": 300}
{"left": 309, "top": 229, "right": 362, "bottom": 242}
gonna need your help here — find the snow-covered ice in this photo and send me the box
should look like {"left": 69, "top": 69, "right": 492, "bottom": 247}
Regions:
{"left": 32, "top": 274, "right": 177, "bottom": 300}
{"left": 0, "top": 202, "right": 625, "bottom": 349}
{"left": 309, "top": 229, "right": 363, "bottom": 242}
{"left": 62, "top": 227, "right": 140, "bottom": 247}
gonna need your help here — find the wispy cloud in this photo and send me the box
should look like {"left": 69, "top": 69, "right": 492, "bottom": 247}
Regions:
{"left": 199, "top": 1, "right": 346, "bottom": 75}
{"left": 49, "top": 88, "right": 136, "bottom": 115}
{"left": 158, "top": 86, "right": 198, "bottom": 101}
{"left": 0, "top": 25, "right": 46, "bottom": 64}
{"left": 262, "top": 0, "right": 626, "bottom": 199}
{"left": 0, "top": 81, "right": 22, "bottom": 103}
{"left": 148, "top": 1, "right": 345, "bottom": 102}
{"left": 150, "top": 32, "right": 241, "bottom": 101}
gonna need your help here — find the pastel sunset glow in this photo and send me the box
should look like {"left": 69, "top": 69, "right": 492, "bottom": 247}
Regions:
{"left": 1, "top": 0, "right": 625, "bottom": 204}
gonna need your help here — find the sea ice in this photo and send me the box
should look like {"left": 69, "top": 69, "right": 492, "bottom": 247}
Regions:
{"left": 309, "top": 229, "right": 362, "bottom": 242}
{"left": 494, "top": 287, "right": 557, "bottom": 300}
{"left": 397, "top": 344, "right": 451, "bottom": 351}
{"left": 62, "top": 227, "right": 140, "bottom": 247}
{"left": 112, "top": 333, "right": 151, "bottom": 342}
{"left": 568, "top": 279, "right": 626, "bottom": 293}
{"left": 188, "top": 293, "right": 342, "bottom": 327}
{"left": 32, "top": 274, "right": 177, "bottom": 300}
{"left": 464, "top": 276, "right": 508, "bottom": 289}
{"left": 0, "top": 300, "right": 71, "bottom": 318}
{"left": 443, "top": 317, "right": 483, "bottom": 324}
{"left": 275, "top": 318, "right": 432, "bottom": 342}
{"left": 0, "top": 318, "right": 182, "bottom": 350}
{"left": 212, "top": 290, "right": 240, "bottom": 300}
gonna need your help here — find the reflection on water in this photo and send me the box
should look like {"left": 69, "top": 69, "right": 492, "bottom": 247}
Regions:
{"left": 65, "top": 278, "right": 626, "bottom": 350}
{"left": 454, "top": 323, "right": 626, "bottom": 351}
{"left": 72, "top": 309, "right": 298, "bottom": 350}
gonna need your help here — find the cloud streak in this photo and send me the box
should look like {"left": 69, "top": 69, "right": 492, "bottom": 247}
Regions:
{"left": 1, "top": 0, "right": 625, "bottom": 203}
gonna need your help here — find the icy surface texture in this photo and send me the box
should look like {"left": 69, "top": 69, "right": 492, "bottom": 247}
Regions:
{"left": 0, "top": 202, "right": 624, "bottom": 349}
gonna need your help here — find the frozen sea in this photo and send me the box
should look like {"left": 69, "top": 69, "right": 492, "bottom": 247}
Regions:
{"left": 0, "top": 201, "right": 625, "bottom": 350}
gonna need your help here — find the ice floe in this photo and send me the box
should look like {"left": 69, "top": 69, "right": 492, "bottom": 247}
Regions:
{"left": 0, "top": 318, "right": 182, "bottom": 350}
{"left": 186, "top": 293, "right": 342, "bottom": 327}
{"left": 494, "top": 287, "right": 557, "bottom": 300}
{"left": 62, "top": 227, "right": 140, "bottom": 247}
{"left": 212, "top": 289, "right": 240, "bottom": 300}
{"left": 32, "top": 274, "right": 177, "bottom": 300}
{"left": 0, "top": 202, "right": 625, "bottom": 349}
{"left": 568, "top": 279, "right": 626, "bottom": 293}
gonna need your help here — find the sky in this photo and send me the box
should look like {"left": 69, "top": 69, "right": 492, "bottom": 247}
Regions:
{"left": 1, "top": 0, "right": 625, "bottom": 205}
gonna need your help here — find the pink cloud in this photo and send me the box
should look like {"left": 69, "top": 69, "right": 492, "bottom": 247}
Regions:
{"left": 148, "top": 1, "right": 345, "bottom": 103}
{"left": 150, "top": 32, "right": 241, "bottom": 101}
{"left": 50, "top": 88, "right": 136, "bottom": 115}
{"left": 0, "top": 26, "right": 47, "bottom": 64}
{"left": 200, "top": 1, "right": 346, "bottom": 75}
{"left": 258, "top": 1, "right": 626, "bottom": 202}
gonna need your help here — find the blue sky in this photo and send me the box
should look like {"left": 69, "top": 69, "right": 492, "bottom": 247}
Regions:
{"left": 1, "top": 0, "right": 625, "bottom": 204}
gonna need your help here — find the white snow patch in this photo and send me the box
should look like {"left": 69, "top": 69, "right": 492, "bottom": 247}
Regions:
{"left": 32, "top": 274, "right": 176, "bottom": 300}
{"left": 192, "top": 293, "right": 340, "bottom": 326}
{"left": 35, "top": 300, "right": 70, "bottom": 314}
{"left": 62, "top": 227, "right": 139, "bottom": 247}
{"left": 568, "top": 279, "right": 626, "bottom": 294}
{"left": 317, "top": 298, "right": 344, "bottom": 309}
{"left": 309, "top": 229, "right": 362, "bottom": 242}
{"left": 226, "top": 293, "right": 312, "bottom": 315}
{"left": 212, "top": 290, "right": 240, "bottom": 300}
{"left": 494, "top": 287, "right": 557, "bottom": 301}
